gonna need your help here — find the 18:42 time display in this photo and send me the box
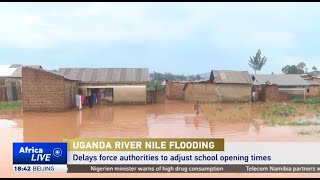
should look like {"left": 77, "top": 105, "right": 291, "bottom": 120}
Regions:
{"left": 13, "top": 165, "right": 31, "bottom": 172}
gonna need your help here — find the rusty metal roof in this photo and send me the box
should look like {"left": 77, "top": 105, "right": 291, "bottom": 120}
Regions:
{"left": 210, "top": 70, "right": 252, "bottom": 84}
{"left": 57, "top": 68, "right": 150, "bottom": 84}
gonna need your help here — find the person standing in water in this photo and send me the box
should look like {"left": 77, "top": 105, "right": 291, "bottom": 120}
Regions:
{"left": 194, "top": 100, "right": 200, "bottom": 115}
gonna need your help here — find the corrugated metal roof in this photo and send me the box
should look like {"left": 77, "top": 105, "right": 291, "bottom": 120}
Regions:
{"left": 305, "top": 79, "right": 320, "bottom": 86}
{"left": 0, "top": 65, "right": 42, "bottom": 77}
{"left": 210, "top": 70, "right": 252, "bottom": 84}
{"left": 0, "top": 65, "right": 18, "bottom": 77}
{"left": 57, "top": 68, "right": 150, "bottom": 84}
{"left": 11, "top": 65, "right": 42, "bottom": 78}
{"left": 253, "top": 74, "right": 309, "bottom": 86}
{"left": 23, "top": 67, "right": 77, "bottom": 81}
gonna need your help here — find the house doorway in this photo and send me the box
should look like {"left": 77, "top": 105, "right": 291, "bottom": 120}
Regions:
{"left": 11, "top": 82, "right": 18, "bottom": 101}
{"left": 104, "top": 88, "right": 114, "bottom": 104}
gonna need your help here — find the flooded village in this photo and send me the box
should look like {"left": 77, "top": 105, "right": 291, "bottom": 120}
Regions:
{"left": 1, "top": 64, "right": 320, "bottom": 178}
{"left": 0, "top": 64, "right": 320, "bottom": 141}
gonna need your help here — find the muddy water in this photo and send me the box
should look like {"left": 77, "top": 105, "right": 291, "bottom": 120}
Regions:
{"left": 1, "top": 100, "right": 320, "bottom": 178}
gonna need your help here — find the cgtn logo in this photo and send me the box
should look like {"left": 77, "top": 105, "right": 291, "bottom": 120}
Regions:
{"left": 13, "top": 143, "right": 67, "bottom": 170}
{"left": 13, "top": 143, "right": 67, "bottom": 173}
{"left": 18, "top": 146, "right": 62, "bottom": 162}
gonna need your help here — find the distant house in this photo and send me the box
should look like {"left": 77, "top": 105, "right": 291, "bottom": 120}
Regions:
{"left": 183, "top": 70, "right": 252, "bottom": 103}
{"left": 308, "top": 71, "right": 320, "bottom": 78}
{"left": 301, "top": 71, "right": 320, "bottom": 92}
{"left": 57, "top": 68, "right": 150, "bottom": 104}
{"left": 0, "top": 64, "right": 42, "bottom": 101}
{"left": 253, "top": 74, "right": 310, "bottom": 100}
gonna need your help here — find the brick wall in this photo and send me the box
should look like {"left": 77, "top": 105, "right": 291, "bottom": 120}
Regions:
{"left": 165, "top": 81, "right": 185, "bottom": 100}
{"left": 306, "top": 86, "right": 319, "bottom": 98}
{"left": 217, "top": 84, "right": 252, "bottom": 102}
{"left": 278, "top": 92, "right": 288, "bottom": 101}
{"left": 261, "top": 84, "right": 288, "bottom": 101}
{"left": 22, "top": 67, "right": 77, "bottom": 112}
{"left": 64, "top": 80, "right": 77, "bottom": 109}
{"left": 184, "top": 83, "right": 217, "bottom": 102}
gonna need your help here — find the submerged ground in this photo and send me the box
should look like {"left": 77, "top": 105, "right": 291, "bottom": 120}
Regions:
{"left": 1, "top": 100, "right": 320, "bottom": 178}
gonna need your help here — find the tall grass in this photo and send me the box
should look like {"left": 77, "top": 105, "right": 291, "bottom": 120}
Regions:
{"left": 298, "top": 129, "right": 320, "bottom": 135}
{"left": 293, "top": 97, "right": 320, "bottom": 104}
{"left": 267, "top": 120, "right": 320, "bottom": 127}
{"left": 0, "top": 102, "right": 22, "bottom": 111}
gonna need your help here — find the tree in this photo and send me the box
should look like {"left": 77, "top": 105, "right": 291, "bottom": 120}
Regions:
{"left": 312, "top": 66, "right": 318, "bottom": 71}
{"left": 248, "top": 49, "right": 267, "bottom": 74}
{"left": 282, "top": 65, "right": 304, "bottom": 74}
{"left": 297, "top": 62, "right": 306, "bottom": 70}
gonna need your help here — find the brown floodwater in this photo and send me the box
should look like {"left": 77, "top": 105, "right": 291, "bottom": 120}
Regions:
{"left": 1, "top": 100, "right": 320, "bottom": 178}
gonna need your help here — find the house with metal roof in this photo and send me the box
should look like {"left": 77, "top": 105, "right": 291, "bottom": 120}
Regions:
{"left": 253, "top": 74, "right": 309, "bottom": 87}
{"left": 57, "top": 68, "right": 150, "bottom": 105}
{"left": 0, "top": 64, "right": 42, "bottom": 101}
{"left": 252, "top": 74, "right": 314, "bottom": 100}
{"left": 21, "top": 66, "right": 78, "bottom": 112}
{"left": 183, "top": 70, "right": 253, "bottom": 103}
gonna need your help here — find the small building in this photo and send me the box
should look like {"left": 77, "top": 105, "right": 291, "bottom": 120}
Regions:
{"left": 253, "top": 74, "right": 309, "bottom": 100}
{"left": 301, "top": 71, "right": 320, "bottom": 97}
{"left": 22, "top": 67, "right": 77, "bottom": 112}
{"left": 57, "top": 68, "right": 150, "bottom": 105}
{"left": 305, "top": 79, "right": 320, "bottom": 98}
{"left": 183, "top": 70, "right": 252, "bottom": 103}
{"left": 0, "top": 64, "right": 42, "bottom": 101}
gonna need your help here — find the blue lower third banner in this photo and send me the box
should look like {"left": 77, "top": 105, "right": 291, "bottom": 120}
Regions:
{"left": 13, "top": 142, "right": 67, "bottom": 173}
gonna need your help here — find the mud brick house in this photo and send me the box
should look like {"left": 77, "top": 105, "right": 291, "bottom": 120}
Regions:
{"left": 183, "top": 70, "right": 252, "bottom": 103}
{"left": 22, "top": 67, "right": 77, "bottom": 112}
{"left": 305, "top": 79, "right": 320, "bottom": 98}
{"left": 165, "top": 80, "right": 188, "bottom": 100}
{"left": 57, "top": 68, "right": 150, "bottom": 104}
{"left": 0, "top": 64, "right": 42, "bottom": 101}
{"left": 253, "top": 74, "right": 310, "bottom": 100}
{"left": 301, "top": 71, "right": 320, "bottom": 98}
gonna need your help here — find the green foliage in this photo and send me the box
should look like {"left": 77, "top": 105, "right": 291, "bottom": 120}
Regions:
{"left": 312, "top": 66, "right": 318, "bottom": 71}
{"left": 286, "top": 121, "right": 320, "bottom": 126}
{"left": 150, "top": 71, "right": 202, "bottom": 82}
{"left": 146, "top": 80, "right": 162, "bottom": 91}
{"left": 262, "top": 103, "right": 296, "bottom": 117}
{"left": 281, "top": 65, "right": 305, "bottom": 74}
{"left": 293, "top": 97, "right": 320, "bottom": 104}
{"left": 298, "top": 129, "right": 320, "bottom": 135}
{"left": 297, "top": 62, "right": 306, "bottom": 69}
{"left": 0, "top": 102, "right": 22, "bottom": 111}
{"left": 267, "top": 120, "right": 320, "bottom": 127}
{"left": 248, "top": 49, "right": 267, "bottom": 74}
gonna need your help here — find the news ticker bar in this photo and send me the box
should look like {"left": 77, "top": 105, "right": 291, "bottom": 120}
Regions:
{"left": 13, "top": 164, "right": 320, "bottom": 173}
{"left": 67, "top": 164, "right": 320, "bottom": 173}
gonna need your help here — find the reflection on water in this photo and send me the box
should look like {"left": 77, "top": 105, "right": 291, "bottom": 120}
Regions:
{"left": 0, "top": 101, "right": 320, "bottom": 142}
{"left": 0, "top": 119, "right": 18, "bottom": 128}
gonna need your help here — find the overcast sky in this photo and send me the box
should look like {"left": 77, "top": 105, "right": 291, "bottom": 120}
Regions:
{"left": 0, "top": 2, "right": 320, "bottom": 75}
